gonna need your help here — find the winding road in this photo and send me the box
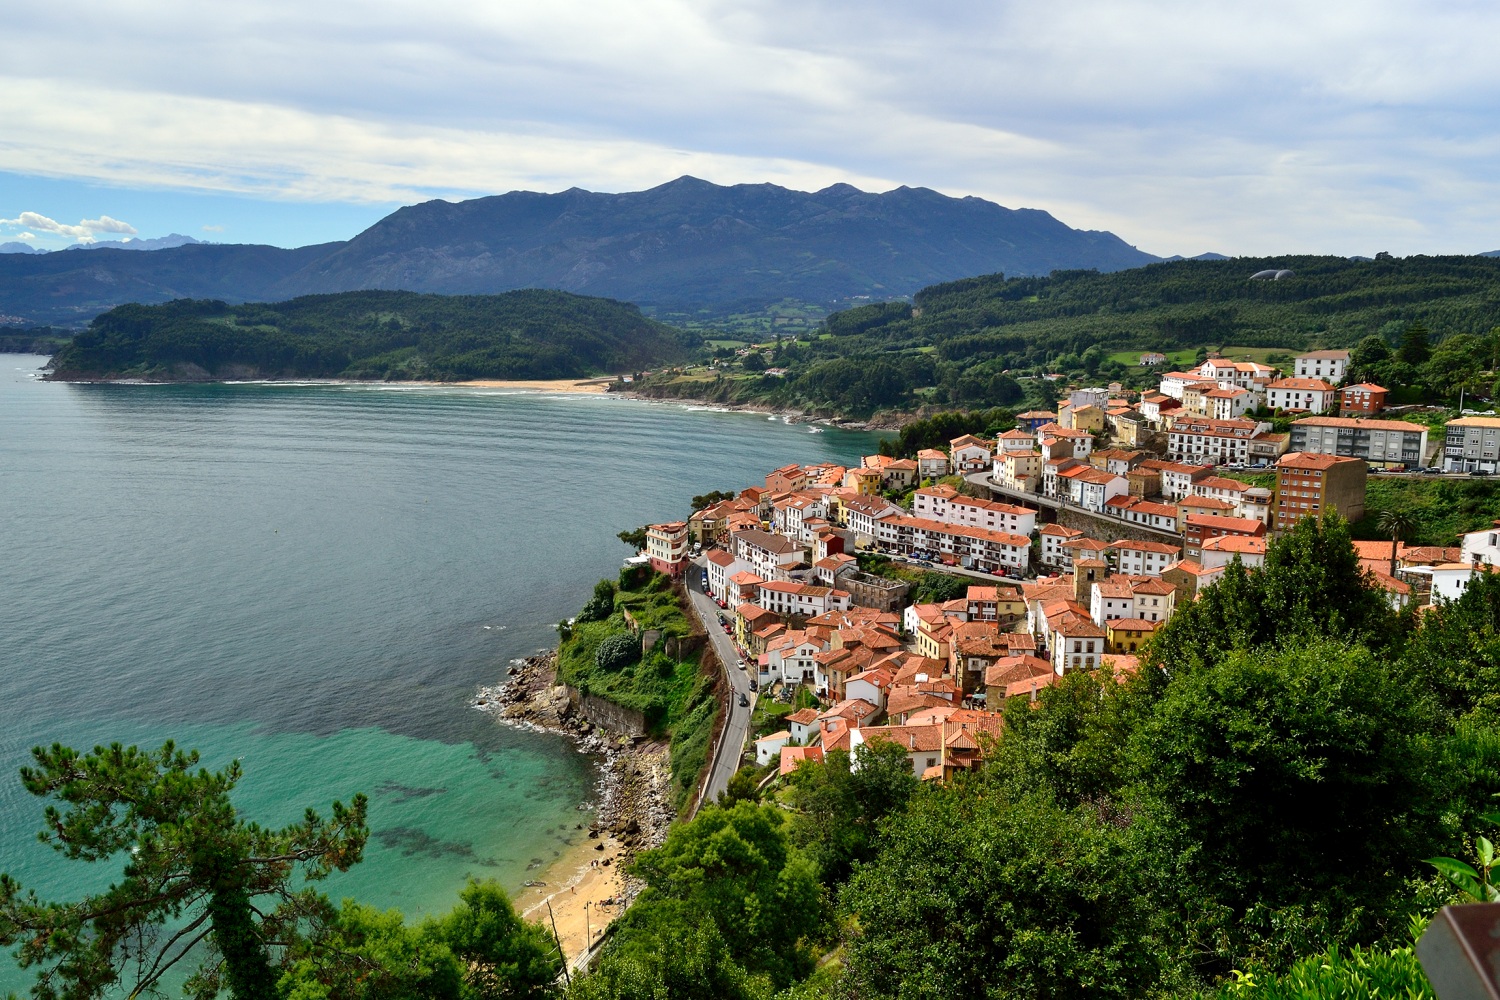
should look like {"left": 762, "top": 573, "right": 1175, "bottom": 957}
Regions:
{"left": 684, "top": 558, "right": 756, "bottom": 807}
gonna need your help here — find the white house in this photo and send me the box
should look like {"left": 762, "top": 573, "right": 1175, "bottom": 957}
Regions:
{"left": 756, "top": 581, "right": 853, "bottom": 618}
{"left": 1065, "top": 467, "right": 1128, "bottom": 513}
{"left": 1460, "top": 521, "right": 1500, "bottom": 567}
{"left": 1038, "top": 524, "right": 1085, "bottom": 569}
{"left": 1200, "top": 534, "right": 1268, "bottom": 570}
{"left": 705, "top": 548, "right": 738, "bottom": 600}
{"left": 734, "top": 529, "right": 805, "bottom": 582}
{"left": 1266, "top": 378, "right": 1338, "bottom": 414}
{"left": 843, "top": 495, "right": 905, "bottom": 549}
{"left": 755, "top": 731, "right": 792, "bottom": 766}
{"left": 1113, "top": 539, "right": 1181, "bottom": 576}
{"left": 917, "top": 448, "right": 950, "bottom": 479}
{"left": 1294, "top": 350, "right": 1351, "bottom": 384}
{"left": 950, "top": 435, "right": 993, "bottom": 473}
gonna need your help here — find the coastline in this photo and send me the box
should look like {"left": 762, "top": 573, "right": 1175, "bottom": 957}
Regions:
{"left": 36, "top": 362, "right": 909, "bottom": 429}
{"left": 473, "top": 652, "right": 674, "bottom": 966}
{"left": 43, "top": 371, "right": 614, "bottom": 394}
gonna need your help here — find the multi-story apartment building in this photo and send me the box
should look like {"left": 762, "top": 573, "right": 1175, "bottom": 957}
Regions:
{"left": 1182, "top": 514, "right": 1266, "bottom": 561}
{"left": 1112, "top": 539, "right": 1181, "bottom": 576}
{"left": 1289, "top": 416, "right": 1428, "bottom": 468}
{"left": 1444, "top": 417, "right": 1500, "bottom": 473}
{"left": 645, "top": 521, "right": 691, "bottom": 577}
{"left": 1272, "top": 452, "right": 1367, "bottom": 532}
{"left": 994, "top": 450, "right": 1043, "bottom": 493}
{"left": 1166, "top": 417, "right": 1269, "bottom": 466}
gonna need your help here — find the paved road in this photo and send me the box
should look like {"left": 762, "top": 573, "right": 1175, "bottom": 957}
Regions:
{"left": 684, "top": 559, "right": 755, "bottom": 808}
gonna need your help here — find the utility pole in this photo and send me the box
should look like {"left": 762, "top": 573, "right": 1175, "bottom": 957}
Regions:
{"left": 545, "top": 901, "right": 571, "bottom": 987}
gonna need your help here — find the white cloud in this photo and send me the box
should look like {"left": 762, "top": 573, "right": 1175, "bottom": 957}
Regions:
{"left": 0, "top": 209, "right": 137, "bottom": 242}
{"left": 201, "top": 224, "right": 224, "bottom": 232}
{"left": 1, "top": 1, "right": 1499, "bottom": 254}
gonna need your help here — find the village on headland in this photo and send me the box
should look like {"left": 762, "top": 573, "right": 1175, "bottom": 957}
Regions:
{"left": 632, "top": 345, "right": 1500, "bottom": 786}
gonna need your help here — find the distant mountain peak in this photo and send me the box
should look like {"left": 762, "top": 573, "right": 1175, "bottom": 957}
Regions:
{"left": 65, "top": 233, "right": 205, "bottom": 252}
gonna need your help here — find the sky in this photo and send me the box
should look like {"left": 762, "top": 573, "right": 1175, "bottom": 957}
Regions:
{"left": 2, "top": 1, "right": 1498, "bottom": 256}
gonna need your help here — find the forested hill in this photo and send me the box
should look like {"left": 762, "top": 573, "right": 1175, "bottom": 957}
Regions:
{"left": 635, "top": 253, "right": 1500, "bottom": 416}
{"left": 45, "top": 289, "right": 700, "bottom": 381}
{"left": 833, "top": 253, "right": 1500, "bottom": 362}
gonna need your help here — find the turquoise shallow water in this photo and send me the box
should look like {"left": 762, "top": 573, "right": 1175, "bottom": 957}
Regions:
{"left": 0, "top": 358, "right": 881, "bottom": 989}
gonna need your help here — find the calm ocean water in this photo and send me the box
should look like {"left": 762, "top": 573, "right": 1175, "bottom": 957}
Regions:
{"left": 0, "top": 357, "right": 881, "bottom": 987}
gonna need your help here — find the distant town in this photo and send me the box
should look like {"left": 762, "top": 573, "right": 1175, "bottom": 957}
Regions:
{"left": 633, "top": 346, "right": 1500, "bottom": 782}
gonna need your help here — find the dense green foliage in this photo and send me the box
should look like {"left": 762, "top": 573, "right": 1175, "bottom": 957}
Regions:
{"left": 47, "top": 290, "right": 699, "bottom": 381}
{"left": 1354, "top": 474, "right": 1500, "bottom": 546}
{"left": 0, "top": 326, "right": 70, "bottom": 354}
{"left": 556, "top": 570, "right": 718, "bottom": 809}
{"left": 1205, "top": 944, "right": 1433, "bottom": 1000}
{"left": 0, "top": 743, "right": 557, "bottom": 1000}
{"left": 874, "top": 407, "right": 1017, "bottom": 458}
{"left": 278, "top": 881, "right": 559, "bottom": 1000}
{"left": 857, "top": 553, "right": 973, "bottom": 605}
{"left": 639, "top": 254, "right": 1500, "bottom": 415}
{"left": 568, "top": 803, "right": 822, "bottom": 1000}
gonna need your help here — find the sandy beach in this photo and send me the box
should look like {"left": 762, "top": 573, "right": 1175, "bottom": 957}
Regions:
{"left": 451, "top": 378, "right": 612, "bottom": 393}
{"left": 521, "top": 831, "right": 630, "bottom": 967}
{"left": 474, "top": 653, "right": 676, "bottom": 969}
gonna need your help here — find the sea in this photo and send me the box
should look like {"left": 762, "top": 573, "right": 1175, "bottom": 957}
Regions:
{"left": 0, "top": 357, "right": 882, "bottom": 989}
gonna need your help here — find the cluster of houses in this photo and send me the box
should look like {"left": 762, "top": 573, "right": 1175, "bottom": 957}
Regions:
{"left": 629, "top": 347, "right": 1500, "bottom": 783}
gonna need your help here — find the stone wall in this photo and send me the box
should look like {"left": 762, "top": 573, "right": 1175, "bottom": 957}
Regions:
{"left": 1056, "top": 506, "right": 1181, "bottom": 546}
{"left": 569, "top": 688, "right": 649, "bottom": 736}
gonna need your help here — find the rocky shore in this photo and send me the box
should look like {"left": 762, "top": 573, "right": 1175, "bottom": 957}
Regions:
{"left": 472, "top": 651, "right": 675, "bottom": 865}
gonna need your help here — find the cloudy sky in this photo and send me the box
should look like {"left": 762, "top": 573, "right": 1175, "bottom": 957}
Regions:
{"left": 2, "top": 1, "right": 1498, "bottom": 255}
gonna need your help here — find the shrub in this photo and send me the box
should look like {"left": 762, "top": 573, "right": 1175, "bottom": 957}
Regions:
{"left": 595, "top": 633, "right": 640, "bottom": 672}
{"left": 576, "top": 579, "right": 616, "bottom": 623}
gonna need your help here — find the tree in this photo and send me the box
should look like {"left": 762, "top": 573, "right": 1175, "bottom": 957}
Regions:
{"left": 840, "top": 788, "right": 1162, "bottom": 1000}
{"left": 616, "top": 527, "right": 647, "bottom": 551}
{"left": 689, "top": 490, "right": 735, "bottom": 511}
{"left": 0, "top": 740, "right": 368, "bottom": 1000}
{"left": 595, "top": 633, "right": 639, "bottom": 671}
{"left": 1145, "top": 514, "right": 1396, "bottom": 679}
{"left": 1399, "top": 570, "right": 1500, "bottom": 721}
{"left": 1376, "top": 508, "right": 1416, "bottom": 579}
{"left": 278, "top": 880, "right": 559, "bottom": 1000}
{"left": 784, "top": 742, "right": 920, "bottom": 883}
{"left": 576, "top": 579, "right": 616, "bottom": 623}
{"left": 1132, "top": 642, "right": 1440, "bottom": 966}
{"left": 431, "top": 880, "right": 561, "bottom": 999}
{"left": 1346, "top": 335, "right": 1392, "bottom": 388}
{"left": 1399, "top": 321, "right": 1432, "bottom": 367}
{"left": 618, "top": 802, "right": 820, "bottom": 988}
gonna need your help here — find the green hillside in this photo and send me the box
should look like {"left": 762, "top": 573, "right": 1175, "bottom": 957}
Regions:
{"left": 46, "top": 289, "right": 700, "bottom": 381}
{"left": 636, "top": 254, "right": 1500, "bottom": 416}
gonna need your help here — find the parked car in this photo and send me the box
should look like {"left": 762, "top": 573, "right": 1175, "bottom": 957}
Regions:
{"left": 749, "top": 679, "right": 758, "bottom": 692}
{"left": 738, "top": 693, "right": 749, "bottom": 707}
{"left": 1472, "top": 469, "right": 1492, "bottom": 477}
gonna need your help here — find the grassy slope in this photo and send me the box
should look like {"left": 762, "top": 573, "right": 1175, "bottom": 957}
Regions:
{"left": 556, "top": 570, "right": 720, "bottom": 810}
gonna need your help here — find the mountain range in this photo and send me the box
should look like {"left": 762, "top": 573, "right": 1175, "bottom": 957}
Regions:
{"left": 0, "top": 177, "right": 1159, "bottom": 327}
